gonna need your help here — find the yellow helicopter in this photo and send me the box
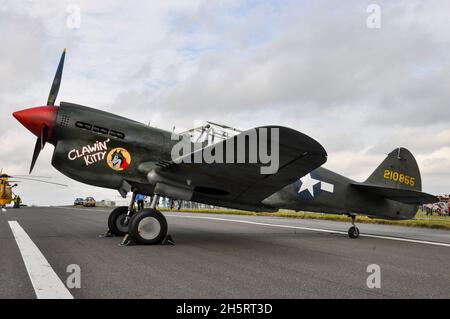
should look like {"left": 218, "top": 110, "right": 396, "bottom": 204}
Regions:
{"left": 0, "top": 174, "right": 16, "bottom": 207}
{"left": 0, "top": 169, "right": 67, "bottom": 208}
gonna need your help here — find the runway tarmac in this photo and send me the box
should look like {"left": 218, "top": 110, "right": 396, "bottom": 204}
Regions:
{"left": 1, "top": 206, "right": 449, "bottom": 299}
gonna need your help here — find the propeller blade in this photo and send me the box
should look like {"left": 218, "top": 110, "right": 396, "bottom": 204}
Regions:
{"left": 29, "top": 125, "right": 49, "bottom": 174}
{"left": 41, "top": 125, "right": 48, "bottom": 149}
{"left": 30, "top": 137, "right": 42, "bottom": 174}
{"left": 47, "top": 48, "right": 66, "bottom": 106}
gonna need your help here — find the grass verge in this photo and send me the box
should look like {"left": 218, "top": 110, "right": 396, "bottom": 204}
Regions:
{"left": 160, "top": 208, "right": 450, "bottom": 231}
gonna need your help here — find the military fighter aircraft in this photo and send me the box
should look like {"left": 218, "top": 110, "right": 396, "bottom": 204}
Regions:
{"left": 12, "top": 50, "right": 438, "bottom": 245}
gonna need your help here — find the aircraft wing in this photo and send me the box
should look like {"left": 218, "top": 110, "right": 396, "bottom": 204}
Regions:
{"left": 145, "top": 126, "right": 327, "bottom": 211}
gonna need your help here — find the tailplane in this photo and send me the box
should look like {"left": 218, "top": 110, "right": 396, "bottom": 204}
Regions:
{"left": 352, "top": 148, "right": 437, "bottom": 204}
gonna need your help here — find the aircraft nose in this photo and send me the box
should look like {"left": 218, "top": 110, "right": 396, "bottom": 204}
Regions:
{"left": 12, "top": 106, "right": 59, "bottom": 138}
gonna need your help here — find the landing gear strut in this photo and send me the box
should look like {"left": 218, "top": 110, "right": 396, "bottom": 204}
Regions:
{"left": 123, "top": 191, "right": 137, "bottom": 226}
{"left": 347, "top": 214, "right": 360, "bottom": 239}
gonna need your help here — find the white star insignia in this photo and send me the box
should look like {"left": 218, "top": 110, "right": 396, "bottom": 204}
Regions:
{"left": 298, "top": 174, "right": 335, "bottom": 197}
{"left": 298, "top": 174, "right": 320, "bottom": 196}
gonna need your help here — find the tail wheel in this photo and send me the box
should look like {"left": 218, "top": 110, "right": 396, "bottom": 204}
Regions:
{"left": 107, "top": 206, "right": 130, "bottom": 236}
{"left": 128, "top": 209, "right": 167, "bottom": 245}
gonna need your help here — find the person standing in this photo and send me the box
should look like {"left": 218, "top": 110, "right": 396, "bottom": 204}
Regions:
{"left": 13, "top": 195, "right": 22, "bottom": 208}
{"left": 135, "top": 193, "right": 145, "bottom": 211}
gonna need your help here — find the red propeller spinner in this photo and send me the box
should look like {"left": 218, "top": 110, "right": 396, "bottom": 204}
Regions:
{"left": 13, "top": 106, "right": 58, "bottom": 140}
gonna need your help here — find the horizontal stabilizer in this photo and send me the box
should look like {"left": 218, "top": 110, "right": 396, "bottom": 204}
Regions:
{"left": 352, "top": 183, "right": 438, "bottom": 205}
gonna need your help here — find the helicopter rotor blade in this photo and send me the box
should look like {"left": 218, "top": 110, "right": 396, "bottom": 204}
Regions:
{"left": 9, "top": 177, "right": 67, "bottom": 187}
{"left": 9, "top": 175, "right": 52, "bottom": 179}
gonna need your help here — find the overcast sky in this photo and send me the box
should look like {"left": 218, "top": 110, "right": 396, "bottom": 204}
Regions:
{"left": 1, "top": 0, "right": 449, "bottom": 206}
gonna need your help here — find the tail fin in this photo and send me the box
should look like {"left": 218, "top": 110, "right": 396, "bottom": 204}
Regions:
{"left": 352, "top": 148, "right": 437, "bottom": 204}
{"left": 365, "top": 147, "right": 422, "bottom": 191}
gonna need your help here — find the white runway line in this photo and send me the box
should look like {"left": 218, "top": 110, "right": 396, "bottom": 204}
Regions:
{"left": 8, "top": 221, "right": 73, "bottom": 299}
{"left": 168, "top": 215, "right": 450, "bottom": 248}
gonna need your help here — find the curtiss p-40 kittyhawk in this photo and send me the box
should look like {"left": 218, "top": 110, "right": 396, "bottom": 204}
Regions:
{"left": 13, "top": 50, "right": 438, "bottom": 245}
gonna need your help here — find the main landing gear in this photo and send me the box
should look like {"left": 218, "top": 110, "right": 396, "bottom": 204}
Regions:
{"left": 347, "top": 214, "right": 360, "bottom": 239}
{"left": 104, "top": 192, "right": 173, "bottom": 246}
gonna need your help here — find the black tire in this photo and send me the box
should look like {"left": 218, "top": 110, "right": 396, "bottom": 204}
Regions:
{"left": 348, "top": 226, "right": 360, "bottom": 239}
{"left": 108, "top": 206, "right": 130, "bottom": 236}
{"left": 128, "top": 209, "right": 167, "bottom": 245}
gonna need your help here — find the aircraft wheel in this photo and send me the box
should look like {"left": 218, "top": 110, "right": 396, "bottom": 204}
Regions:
{"left": 107, "top": 206, "right": 130, "bottom": 236}
{"left": 128, "top": 209, "right": 167, "bottom": 245}
{"left": 348, "top": 226, "right": 360, "bottom": 239}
